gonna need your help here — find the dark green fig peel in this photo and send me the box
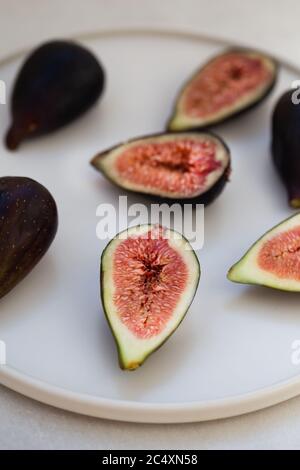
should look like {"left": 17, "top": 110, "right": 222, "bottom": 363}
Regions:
{"left": 168, "top": 49, "right": 277, "bottom": 131}
{"left": 272, "top": 89, "right": 300, "bottom": 208}
{"left": 6, "top": 40, "right": 105, "bottom": 150}
{"left": 0, "top": 177, "right": 58, "bottom": 298}
{"left": 91, "top": 132, "right": 231, "bottom": 205}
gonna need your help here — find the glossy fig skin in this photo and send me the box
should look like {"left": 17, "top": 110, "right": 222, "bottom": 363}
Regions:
{"left": 6, "top": 40, "right": 105, "bottom": 150}
{"left": 91, "top": 131, "right": 231, "bottom": 206}
{"left": 0, "top": 177, "right": 58, "bottom": 298}
{"left": 271, "top": 90, "right": 300, "bottom": 208}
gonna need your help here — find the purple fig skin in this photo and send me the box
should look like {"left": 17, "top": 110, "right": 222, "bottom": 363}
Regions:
{"left": 5, "top": 40, "right": 105, "bottom": 150}
{"left": 272, "top": 90, "right": 300, "bottom": 208}
{"left": 0, "top": 177, "right": 58, "bottom": 298}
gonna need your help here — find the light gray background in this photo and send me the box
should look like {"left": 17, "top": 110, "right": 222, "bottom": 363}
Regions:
{"left": 0, "top": 0, "right": 300, "bottom": 450}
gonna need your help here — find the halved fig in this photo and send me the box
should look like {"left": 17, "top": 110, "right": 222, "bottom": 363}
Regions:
{"left": 272, "top": 90, "right": 300, "bottom": 208}
{"left": 91, "top": 132, "right": 231, "bottom": 204}
{"left": 168, "top": 49, "right": 277, "bottom": 131}
{"left": 228, "top": 213, "right": 300, "bottom": 291}
{"left": 101, "top": 225, "right": 200, "bottom": 370}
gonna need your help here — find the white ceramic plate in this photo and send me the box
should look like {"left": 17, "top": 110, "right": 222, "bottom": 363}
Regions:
{"left": 0, "top": 29, "right": 300, "bottom": 423}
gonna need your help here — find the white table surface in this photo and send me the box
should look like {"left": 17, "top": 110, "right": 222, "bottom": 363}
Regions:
{"left": 1, "top": 0, "right": 300, "bottom": 450}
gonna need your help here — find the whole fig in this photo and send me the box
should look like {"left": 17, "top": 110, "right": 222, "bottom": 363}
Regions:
{"left": 272, "top": 90, "right": 300, "bottom": 207}
{"left": 5, "top": 40, "right": 105, "bottom": 150}
{"left": 0, "top": 177, "right": 58, "bottom": 298}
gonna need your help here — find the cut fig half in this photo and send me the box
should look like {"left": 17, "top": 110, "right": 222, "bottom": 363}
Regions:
{"left": 228, "top": 213, "right": 300, "bottom": 291}
{"left": 101, "top": 225, "right": 200, "bottom": 370}
{"left": 91, "top": 132, "right": 231, "bottom": 205}
{"left": 168, "top": 49, "right": 277, "bottom": 131}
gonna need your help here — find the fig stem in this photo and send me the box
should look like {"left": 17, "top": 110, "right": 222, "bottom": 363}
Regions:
{"left": 5, "top": 125, "right": 25, "bottom": 151}
{"left": 290, "top": 198, "right": 300, "bottom": 209}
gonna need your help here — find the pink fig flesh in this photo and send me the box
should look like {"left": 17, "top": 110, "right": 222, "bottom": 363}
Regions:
{"left": 91, "top": 132, "right": 230, "bottom": 204}
{"left": 101, "top": 225, "right": 200, "bottom": 369}
{"left": 168, "top": 50, "right": 277, "bottom": 130}
{"left": 113, "top": 228, "right": 188, "bottom": 339}
{"left": 258, "top": 227, "right": 300, "bottom": 281}
{"left": 227, "top": 213, "right": 300, "bottom": 291}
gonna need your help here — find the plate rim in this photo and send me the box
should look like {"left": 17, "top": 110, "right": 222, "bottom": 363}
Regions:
{"left": 1, "top": 27, "right": 300, "bottom": 423}
{"left": 2, "top": 364, "right": 300, "bottom": 423}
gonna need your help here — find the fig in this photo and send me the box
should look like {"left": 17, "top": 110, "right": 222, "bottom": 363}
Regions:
{"left": 168, "top": 49, "right": 277, "bottom": 131}
{"left": 271, "top": 90, "right": 300, "bottom": 208}
{"left": 91, "top": 132, "right": 231, "bottom": 205}
{"left": 101, "top": 224, "right": 200, "bottom": 370}
{"left": 227, "top": 213, "right": 300, "bottom": 291}
{"left": 0, "top": 177, "right": 58, "bottom": 298}
{"left": 6, "top": 40, "right": 105, "bottom": 150}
